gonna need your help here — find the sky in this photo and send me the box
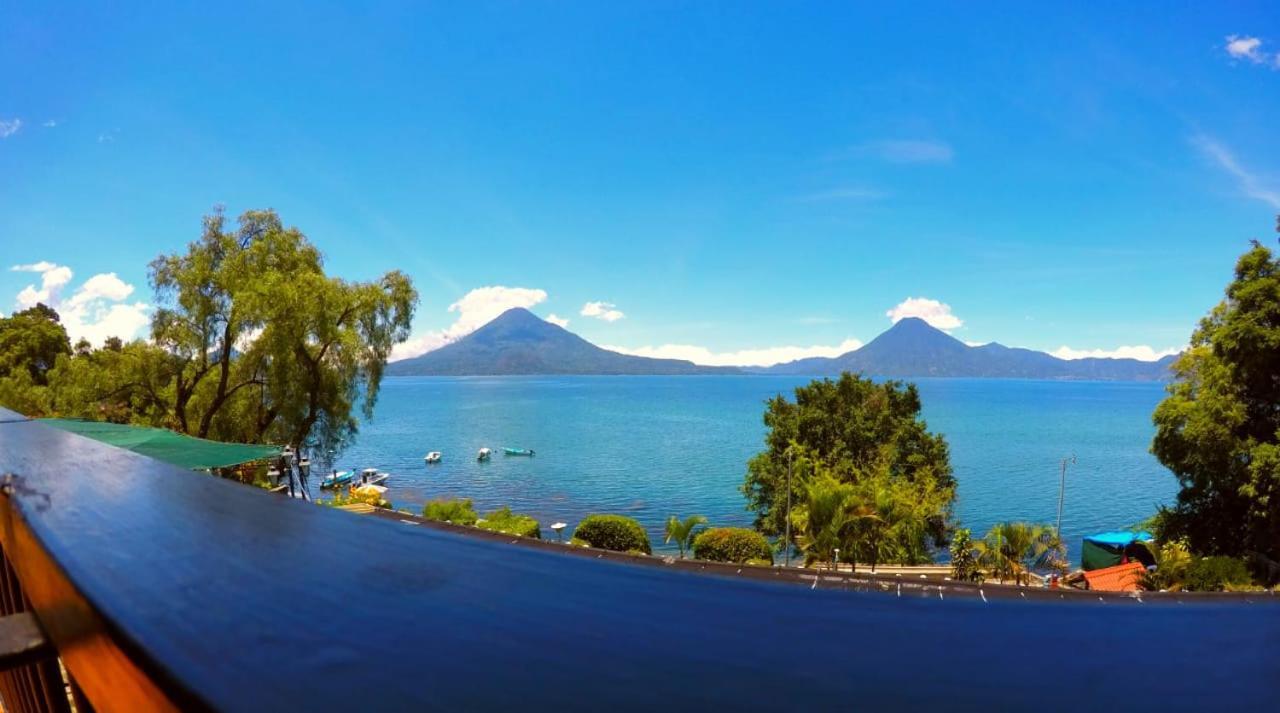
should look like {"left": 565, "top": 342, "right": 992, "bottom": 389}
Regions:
{"left": 2, "top": 3, "right": 1278, "bottom": 366}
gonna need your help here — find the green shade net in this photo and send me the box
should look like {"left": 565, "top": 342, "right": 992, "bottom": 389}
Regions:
{"left": 39, "top": 419, "right": 281, "bottom": 470}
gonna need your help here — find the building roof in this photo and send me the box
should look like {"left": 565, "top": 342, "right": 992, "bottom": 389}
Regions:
{"left": 39, "top": 418, "right": 280, "bottom": 470}
{"left": 1083, "top": 562, "right": 1145, "bottom": 592}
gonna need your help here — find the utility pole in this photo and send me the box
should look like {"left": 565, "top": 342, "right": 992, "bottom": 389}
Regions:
{"left": 784, "top": 447, "right": 794, "bottom": 567}
{"left": 1056, "top": 454, "right": 1076, "bottom": 540}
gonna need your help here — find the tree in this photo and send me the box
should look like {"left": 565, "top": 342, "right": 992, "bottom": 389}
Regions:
{"left": 743, "top": 373, "right": 956, "bottom": 561}
{"left": 46, "top": 340, "right": 176, "bottom": 424}
{"left": 975, "top": 522, "right": 1061, "bottom": 585}
{"left": 790, "top": 475, "right": 872, "bottom": 571}
{"left": 0, "top": 303, "right": 71, "bottom": 386}
{"left": 1151, "top": 234, "right": 1280, "bottom": 565}
{"left": 147, "top": 208, "right": 416, "bottom": 452}
{"left": 664, "top": 514, "right": 707, "bottom": 559}
{"left": 949, "top": 528, "right": 979, "bottom": 582}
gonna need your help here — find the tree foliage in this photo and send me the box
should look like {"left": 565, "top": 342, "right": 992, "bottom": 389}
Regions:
{"left": 0, "top": 304, "right": 71, "bottom": 388}
{"left": 0, "top": 208, "right": 417, "bottom": 460}
{"left": 664, "top": 514, "right": 707, "bottom": 558}
{"left": 743, "top": 373, "right": 956, "bottom": 564}
{"left": 949, "top": 528, "right": 979, "bottom": 582}
{"left": 1152, "top": 236, "right": 1280, "bottom": 564}
{"left": 691, "top": 527, "right": 773, "bottom": 564}
{"left": 974, "top": 522, "right": 1063, "bottom": 585}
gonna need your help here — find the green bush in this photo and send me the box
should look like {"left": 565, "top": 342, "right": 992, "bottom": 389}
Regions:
{"left": 692, "top": 527, "right": 773, "bottom": 564}
{"left": 573, "top": 514, "right": 651, "bottom": 554}
{"left": 744, "top": 558, "right": 773, "bottom": 567}
{"left": 949, "top": 528, "right": 980, "bottom": 582}
{"left": 1183, "top": 556, "right": 1251, "bottom": 592}
{"left": 423, "top": 497, "right": 479, "bottom": 526}
{"left": 567, "top": 537, "right": 591, "bottom": 548}
{"left": 475, "top": 506, "right": 541, "bottom": 539}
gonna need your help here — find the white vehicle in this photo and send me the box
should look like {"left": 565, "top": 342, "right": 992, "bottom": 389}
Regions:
{"left": 424, "top": 451, "right": 442, "bottom": 464}
{"left": 477, "top": 447, "right": 492, "bottom": 462}
{"left": 357, "top": 467, "right": 390, "bottom": 487}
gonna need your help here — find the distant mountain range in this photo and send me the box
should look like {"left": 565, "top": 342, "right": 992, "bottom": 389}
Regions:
{"left": 762, "top": 317, "right": 1176, "bottom": 380}
{"left": 387, "top": 308, "right": 1177, "bottom": 381}
{"left": 386, "top": 308, "right": 739, "bottom": 376}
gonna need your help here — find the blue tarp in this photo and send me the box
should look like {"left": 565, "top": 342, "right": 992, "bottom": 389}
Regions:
{"left": 1084, "top": 530, "right": 1153, "bottom": 546}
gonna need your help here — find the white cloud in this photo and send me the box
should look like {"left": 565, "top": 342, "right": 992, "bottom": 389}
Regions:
{"left": 67, "top": 273, "right": 134, "bottom": 308}
{"left": 605, "top": 338, "right": 864, "bottom": 368}
{"left": 886, "top": 297, "right": 964, "bottom": 331}
{"left": 796, "top": 187, "right": 889, "bottom": 202}
{"left": 0, "top": 119, "right": 21, "bottom": 138}
{"left": 545, "top": 313, "right": 570, "bottom": 328}
{"left": 10, "top": 262, "right": 150, "bottom": 346}
{"left": 11, "top": 261, "right": 58, "bottom": 273}
{"left": 833, "top": 139, "right": 954, "bottom": 164}
{"left": 1051, "top": 345, "right": 1181, "bottom": 362}
{"left": 1225, "top": 35, "right": 1266, "bottom": 63}
{"left": 42, "top": 120, "right": 57, "bottom": 128}
{"left": 580, "top": 301, "right": 625, "bottom": 322}
{"left": 1193, "top": 135, "right": 1280, "bottom": 208}
{"left": 12, "top": 262, "right": 73, "bottom": 309}
{"left": 390, "top": 285, "right": 548, "bottom": 360}
{"left": 65, "top": 302, "right": 151, "bottom": 347}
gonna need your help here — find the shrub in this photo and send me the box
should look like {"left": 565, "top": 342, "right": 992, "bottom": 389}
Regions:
{"left": 320, "top": 488, "right": 392, "bottom": 510}
{"left": 573, "top": 514, "right": 651, "bottom": 554}
{"left": 423, "top": 497, "right": 479, "bottom": 526}
{"left": 567, "top": 537, "right": 591, "bottom": 548}
{"left": 475, "top": 506, "right": 541, "bottom": 539}
{"left": 1183, "top": 556, "right": 1251, "bottom": 592}
{"left": 692, "top": 527, "right": 773, "bottom": 564}
{"left": 744, "top": 558, "right": 772, "bottom": 567}
{"left": 949, "top": 528, "right": 980, "bottom": 582}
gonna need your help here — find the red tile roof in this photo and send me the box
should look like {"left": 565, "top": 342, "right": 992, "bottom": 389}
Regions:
{"left": 1083, "top": 562, "right": 1145, "bottom": 592}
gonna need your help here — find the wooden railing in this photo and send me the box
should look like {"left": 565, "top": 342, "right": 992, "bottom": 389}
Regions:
{"left": 0, "top": 406, "right": 1277, "bottom": 711}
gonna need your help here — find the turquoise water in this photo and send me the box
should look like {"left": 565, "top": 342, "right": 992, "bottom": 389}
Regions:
{"left": 335, "top": 376, "right": 1176, "bottom": 562}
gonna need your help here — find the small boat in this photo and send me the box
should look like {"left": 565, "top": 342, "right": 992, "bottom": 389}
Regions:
{"left": 424, "top": 451, "right": 442, "bottom": 464}
{"left": 357, "top": 468, "right": 390, "bottom": 487}
{"left": 503, "top": 447, "right": 535, "bottom": 457}
{"left": 477, "top": 447, "right": 492, "bottom": 461}
{"left": 320, "top": 470, "right": 352, "bottom": 490}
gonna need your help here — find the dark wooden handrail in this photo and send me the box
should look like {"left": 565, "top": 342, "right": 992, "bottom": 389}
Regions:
{"left": 0, "top": 406, "right": 1277, "bottom": 711}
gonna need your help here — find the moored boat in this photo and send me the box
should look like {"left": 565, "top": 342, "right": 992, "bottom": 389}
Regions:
{"left": 424, "top": 451, "right": 442, "bottom": 464}
{"left": 320, "top": 470, "right": 352, "bottom": 490}
{"left": 503, "top": 447, "right": 535, "bottom": 457}
{"left": 477, "top": 447, "right": 492, "bottom": 461}
{"left": 358, "top": 468, "right": 390, "bottom": 487}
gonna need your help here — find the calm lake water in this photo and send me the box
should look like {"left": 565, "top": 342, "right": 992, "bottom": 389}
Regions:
{"left": 334, "top": 376, "right": 1176, "bottom": 562}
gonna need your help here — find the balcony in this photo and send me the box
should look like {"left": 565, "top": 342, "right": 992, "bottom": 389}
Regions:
{"left": 0, "top": 406, "right": 1276, "bottom": 711}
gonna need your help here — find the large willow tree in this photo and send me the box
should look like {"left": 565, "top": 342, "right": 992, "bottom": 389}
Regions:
{"left": 1152, "top": 234, "right": 1279, "bottom": 564}
{"left": 39, "top": 208, "right": 416, "bottom": 455}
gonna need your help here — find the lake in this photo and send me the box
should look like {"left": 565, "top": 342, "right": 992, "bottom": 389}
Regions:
{"left": 334, "top": 376, "right": 1176, "bottom": 563}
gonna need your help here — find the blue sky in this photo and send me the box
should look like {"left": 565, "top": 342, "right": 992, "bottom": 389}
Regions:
{"left": 2, "top": 3, "right": 1278, "bottom": 365}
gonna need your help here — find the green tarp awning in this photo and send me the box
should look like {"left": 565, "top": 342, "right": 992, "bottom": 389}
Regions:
{"left": 39, "top": 419, "right": 281, "bottom": 470}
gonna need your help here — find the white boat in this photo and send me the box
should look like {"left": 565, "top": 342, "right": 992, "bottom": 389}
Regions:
{"left": 357, "top": 467, "right": 390, "bottom": 487}
{"left": 424, "top": 451, "right": 442, "bottom": 464}
{"left": 477, "top": 447, "right": 492, "bottom": 461}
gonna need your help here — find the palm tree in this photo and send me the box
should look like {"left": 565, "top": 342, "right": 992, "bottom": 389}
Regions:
{"left": 664, "top": 514, "right": 707, "bottom": 559}
{"left": 977, "top": 522, "right": 1061, "bottom": 585}
{"left": 792, "top": 477, "right": 862, "bottom": 571}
